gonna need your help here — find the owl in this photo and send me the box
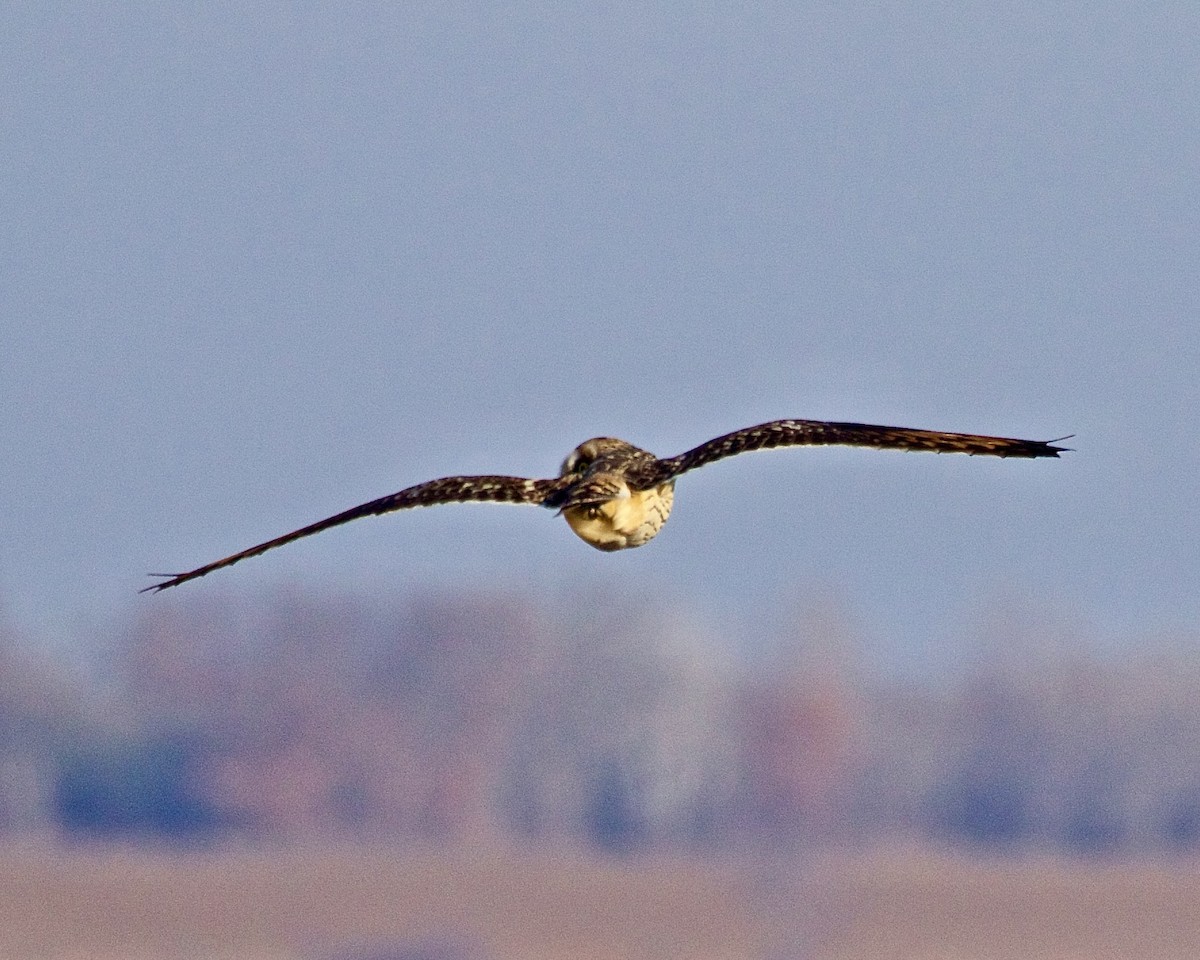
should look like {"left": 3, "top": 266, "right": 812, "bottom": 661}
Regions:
{"left": 142, "top": 418, "right": 1068, "bottom": 592}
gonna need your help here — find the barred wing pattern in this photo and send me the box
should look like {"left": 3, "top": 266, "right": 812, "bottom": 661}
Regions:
{"left": 141, "top": 474, "right": 568, "bottom": 593}
{"left": 631, "top": 419, "right": 1069, "bottom": 487}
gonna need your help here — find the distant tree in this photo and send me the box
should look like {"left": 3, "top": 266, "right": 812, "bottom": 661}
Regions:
{"left": 499, "top": 594, "right": 741, "bottom": 850}
{"left": 54, "top": 733, "right": 223, "bottom": 839}
{"left": 0, "top": 615, "right": 86, "bottom": 832}
{"left": 731, "top": 600, "right": 864, "bottom": 845}
{"left": 930, "top": 672, "right": 1041, "bottom": 845}
{"left": 585, "top": 758, "right": 643, "bottom": 851}
{"left": 55, "top": 586, "right": 1200, "bottom": 857}
{"left": 734, "top": 676, "right": 860, "bottom": 843}
{"left": 112, "top": 589, "right": 540, "bottom": 841}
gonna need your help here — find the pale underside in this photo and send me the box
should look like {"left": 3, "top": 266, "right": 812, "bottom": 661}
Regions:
{"left": 561, "top": 481, "right": 676, "bottom": 551}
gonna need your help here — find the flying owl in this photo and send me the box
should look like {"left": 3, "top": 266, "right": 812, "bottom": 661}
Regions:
{"left": 142, "top": 419, "right": 1068, "bottom": 593}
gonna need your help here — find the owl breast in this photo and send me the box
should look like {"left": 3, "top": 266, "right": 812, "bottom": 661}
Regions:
{"left": 561, "top": 482, "right": 675, "bottom": 551}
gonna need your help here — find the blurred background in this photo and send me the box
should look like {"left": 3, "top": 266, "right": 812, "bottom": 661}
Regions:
{"left": 3, "top": 2, "right": 1198, "bottom": 958}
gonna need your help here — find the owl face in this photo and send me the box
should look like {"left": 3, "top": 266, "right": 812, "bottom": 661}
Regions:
{"left": 555, "top": 437, "right": 675, "bottom": 550}
{"left": 561, "top": 482, "right": 676, "bottom": 551}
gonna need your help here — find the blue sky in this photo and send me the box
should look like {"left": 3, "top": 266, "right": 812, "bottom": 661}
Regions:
{"left": 4, "top": 3, "right": 1197, "bottom": 670}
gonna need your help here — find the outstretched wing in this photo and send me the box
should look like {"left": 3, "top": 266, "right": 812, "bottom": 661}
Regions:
{"left": 631, "top": 419, "right": 1070, "bottom": 487}
{"left": 142, "top": 474, "right": 568, "bottom": 593}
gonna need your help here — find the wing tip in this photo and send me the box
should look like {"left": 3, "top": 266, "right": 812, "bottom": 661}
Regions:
{"left": 139, "top": 573, "right": 188, "bottom": 594}
{"left": 1042, "top": 434, "right": 1075, "bottom": 457}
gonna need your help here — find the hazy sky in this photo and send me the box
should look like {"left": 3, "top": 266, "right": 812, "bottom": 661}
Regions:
{"left": 4, "top": 3, "right": 1197, "bottom": 669}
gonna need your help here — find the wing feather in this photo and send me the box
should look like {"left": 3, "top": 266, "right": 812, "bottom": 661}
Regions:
{"left": 142, "top": 474, "right": 566, "bottom": 593}
{"left": 632, "top": 419, "right": 1070, "bottom": 487}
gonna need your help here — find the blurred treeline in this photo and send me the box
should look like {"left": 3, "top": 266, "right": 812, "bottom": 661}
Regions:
{"left": 2, "top": 589, "right": 1198, "bottom": 856}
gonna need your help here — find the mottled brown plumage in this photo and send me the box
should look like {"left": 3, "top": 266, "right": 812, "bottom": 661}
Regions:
{"left": 142, "top": 419, "right": 1068, "bottom": 592}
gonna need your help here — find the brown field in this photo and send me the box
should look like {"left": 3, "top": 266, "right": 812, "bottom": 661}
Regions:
{"left": 804, "top": 847, "right": 1200, "bottom": 960}
{"left": 2, "top": 842, "right": 1199, "bottom": 960}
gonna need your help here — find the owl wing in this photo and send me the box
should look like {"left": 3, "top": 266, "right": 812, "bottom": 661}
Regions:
{"left": 632, "top": 419, "right": 1070, "bottom": 486}
{"left": 142, "top": 474, "right": 569, "bottom": 593}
